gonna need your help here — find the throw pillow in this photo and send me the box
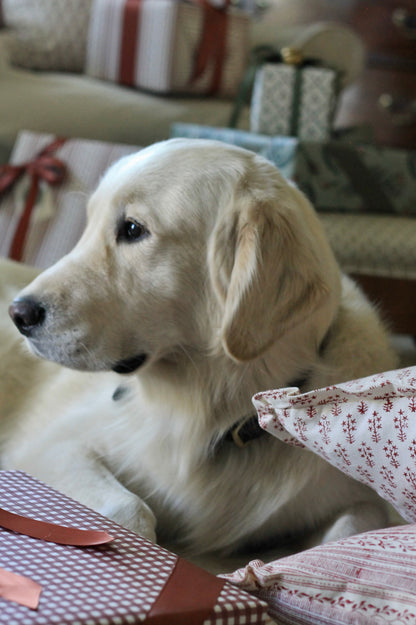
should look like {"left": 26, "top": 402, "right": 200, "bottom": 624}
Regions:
{"left": 224, "top": 523, "right": 416, "bottom": 625}
{"left": 253, "top": 366, "right": 416, "bottom": 523}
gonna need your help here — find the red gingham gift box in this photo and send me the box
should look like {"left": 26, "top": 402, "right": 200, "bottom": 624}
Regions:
{"left": 0, "top": 471, "right": 271, "bottom": 624}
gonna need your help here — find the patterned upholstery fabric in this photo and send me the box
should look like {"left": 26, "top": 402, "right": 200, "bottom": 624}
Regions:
{"left": 320, "top": 213, "right": 416, "bottom": 280}
{"left": 2, "top": 0, "right": 93, "bottom": 72}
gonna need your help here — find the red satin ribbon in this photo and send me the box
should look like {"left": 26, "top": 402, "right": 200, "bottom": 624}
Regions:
{"left": 147, "top": 557, "right": 226, "bottom": 625}
{"left": 120, "top": 0, "right": 142, "bottom": 86}
{"left": 190, "top": 0, "right": 230, "bottom": 95}
{"left": 118, "top": 0, "right": 230, "bottom": 94}
{"left": 0, "top": 506, "right": 113, "bottom": 610}
{"left": 0, "top": 507, "right": 114, "bottom": 546}
{"left": 0, "top": 566, "right": 42, "bottom": 610}
{"left": 0, "top": 138, "right": 67, "bottom": 262}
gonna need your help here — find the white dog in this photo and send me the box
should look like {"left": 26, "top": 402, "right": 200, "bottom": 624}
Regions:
{"left": 0, "top": 139, "right": 398, "bottom": 562}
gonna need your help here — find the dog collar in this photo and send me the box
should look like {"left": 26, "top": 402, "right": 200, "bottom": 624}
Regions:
{"left": 222, "top": 374, "right": 309, "bottom": 449}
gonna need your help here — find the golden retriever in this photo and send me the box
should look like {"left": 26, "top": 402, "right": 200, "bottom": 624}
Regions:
{"left": 0, "top": 139, "right": 398, "bottom": 563}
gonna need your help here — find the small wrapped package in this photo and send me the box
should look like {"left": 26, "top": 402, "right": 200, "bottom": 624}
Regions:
{"left": 250, "top": 52, "right": 339, "bottom": 141}
{"left": 0, "top": 470, "right": 270, "bottom": 624}
{"left": 85, "top": 0, "right": 249, "bottom": 97}
{"left": 0, "top": 131, "right": 140, "bottom": 268}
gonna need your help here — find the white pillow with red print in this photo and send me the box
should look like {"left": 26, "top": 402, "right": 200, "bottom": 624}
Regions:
{"left": 253, "top": 366, "right": 416, "bottom": 523}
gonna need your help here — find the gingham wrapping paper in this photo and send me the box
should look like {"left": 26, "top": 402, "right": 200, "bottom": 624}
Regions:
{"left": 252, "top": 366, "right": 416, "bottom": 523}
{"left": 85, "top": 0, "right": 249, "bottom": 97}
{"left": 0, "top": 131, "right": 140, "bottom": 269}
{"left": 0, "top": 471, "right": 270, "bottom": 624}
{"left": 223, "top": 523, "right": 416, "bottom": 625}
{"left": 250, "top": 63, "right": 338, "bottom": 141}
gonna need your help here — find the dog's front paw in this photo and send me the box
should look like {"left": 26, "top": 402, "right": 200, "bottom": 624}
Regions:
{"left": 101, "top": 493, "right": 157, "bottom": 542}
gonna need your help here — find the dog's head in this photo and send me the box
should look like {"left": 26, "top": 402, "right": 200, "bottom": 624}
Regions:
{"left": 9, "top": 139, "right": 341, "bottom": 374}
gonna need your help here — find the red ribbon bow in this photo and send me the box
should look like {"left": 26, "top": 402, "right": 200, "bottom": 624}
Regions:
{"left": 0, "top": 138, "right": 67, "bottom": 262}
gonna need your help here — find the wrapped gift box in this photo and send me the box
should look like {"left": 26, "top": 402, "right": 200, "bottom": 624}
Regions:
{"left": 250, "top": 62, "right": 339, "bottom": 141}
{"left": 0, "top": 131, "right": 141, "bottom": 268}
{"left": 0, "top": 471, "right": 270, "bottom": 624}
{"left": 170, "top": 123, "right": 416, "bottom": 216}
{"left": 85, "top": 0, "right": 249, "bottom": 97}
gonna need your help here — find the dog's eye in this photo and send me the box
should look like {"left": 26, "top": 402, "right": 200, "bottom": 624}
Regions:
{"left": 117, "top": 218, "right": 149, "bottom": 244}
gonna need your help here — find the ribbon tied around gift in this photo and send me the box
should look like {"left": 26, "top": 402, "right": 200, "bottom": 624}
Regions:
{"left": 119, "top": 0, "right": 231, "bottom": 95}
{"left": 0, "top": 505, "right": 113, "bottom": 610}
{"left": 0, "top": 138, "right": 67, "bottom": 262}
{"left": 0, "top": 503, "right": 227, "bottom": 624}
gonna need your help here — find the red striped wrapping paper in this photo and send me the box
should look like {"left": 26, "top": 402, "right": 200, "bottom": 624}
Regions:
{"left": 0, "top": 131, "right": 140, "bottom": 269}
{"left": 85, "top": 0, "right": 249, "bottom": 97}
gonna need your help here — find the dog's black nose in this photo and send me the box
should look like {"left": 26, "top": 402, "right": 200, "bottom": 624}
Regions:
{"left": 8, "top": 297, "right": 46, "bottom": 336}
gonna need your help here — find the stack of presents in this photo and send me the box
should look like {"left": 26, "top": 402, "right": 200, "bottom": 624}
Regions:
{"left": 1, "top": 0, "right": 415, "bottom": 268}
{"left": 1, "top": 2, "right": 416, "bottom": 624}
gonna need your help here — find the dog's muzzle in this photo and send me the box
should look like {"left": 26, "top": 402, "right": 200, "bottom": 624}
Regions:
{"left": 9, "top": 296, "right": 46, "bottom": 337}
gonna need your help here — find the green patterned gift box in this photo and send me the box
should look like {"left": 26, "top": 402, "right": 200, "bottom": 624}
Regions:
{"left": 170, "top": 123, "right": 416, "bottom": 216}
{"left": 250, "top": 59, "right": 340, "bottom": 141}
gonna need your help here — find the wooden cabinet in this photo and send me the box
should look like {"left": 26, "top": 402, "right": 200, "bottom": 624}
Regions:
{"left": 337, "top": 0, "right": 416, "bottom": 148}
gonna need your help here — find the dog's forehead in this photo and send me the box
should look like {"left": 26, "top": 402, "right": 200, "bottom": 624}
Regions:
{"left": 96, "top": 139, "right": 252, "bottom": 199}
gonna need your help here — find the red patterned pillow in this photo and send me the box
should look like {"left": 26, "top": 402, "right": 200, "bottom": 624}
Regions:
{"left": 224, "top": 523, "right": 416, "bottom": 625}
{"left": 253, "top": 366, "right": 416, "bottom": 522}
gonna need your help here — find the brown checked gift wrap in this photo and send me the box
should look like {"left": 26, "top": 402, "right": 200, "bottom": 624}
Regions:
{"left": 0, "top": 471, "right": 270, "bottom": 624}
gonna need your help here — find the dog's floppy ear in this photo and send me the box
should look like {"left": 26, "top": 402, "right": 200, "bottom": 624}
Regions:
{"left": 208, "top": 173, "right": 338, "bottom": 362}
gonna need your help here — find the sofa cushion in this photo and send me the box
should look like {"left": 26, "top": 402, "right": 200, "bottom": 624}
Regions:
{"left": 2, "top": 0, "right": 92, "bottom": 72}
{"left": 224, "top": 523, "right": 416, "bottom": 625}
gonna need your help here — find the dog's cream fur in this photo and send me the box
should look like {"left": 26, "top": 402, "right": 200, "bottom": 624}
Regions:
{"left": 0, "top": 139, "right": 398, "bottom": 561}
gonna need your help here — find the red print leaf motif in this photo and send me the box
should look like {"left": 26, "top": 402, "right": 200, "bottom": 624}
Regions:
{"left": 394, "top": 409, "right": 409, "bottom": 442}
{"left": 384, "top": 439, "right": 400, "bottom": 469}
{"left": 293, "top": 417, "right": 308, "bottom": 442}
{"left": 409, "top": 396, "right": 416, "bottom": 413}
{"left": 404, "top": 467, "right": 416, "bottom": 490}
{"left": 334, "top": 443, "right": 351, "bottom": 466}
{"left": 318, "top": 415, "right": 331, "bottom": 445}
{"left": 342, "top": 413, "right": 357, "bottom": 444}
{"left": 409, "top": 439, "right": 416, "bottom": 462}
{"left": 383, "top": 397, "right": 394, "bottom": 412}
{"left": 357, "top": 465, "right": 375, "bottom": 484}
{"left": 331, "top": 401, "right": 342, "bottom": 417}
{"left": 358, "top": 442, "right": 375, "bottom": 468}
{"left": 380, "top": 465, "right": 397, "bottom": 488}
{"left": 368, "top": 410, "right": 382, "bottom": 443}
{"left": 357, "top": 400, "right": 368, "bottom": 415}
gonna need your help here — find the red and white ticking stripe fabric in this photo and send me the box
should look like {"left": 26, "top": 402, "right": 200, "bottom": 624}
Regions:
{"left": 85, "top": 0, "right": 249, "bottom": 97}
{"left": 224, "top": 523, "right": 416, "bottom": 625}
{"left": 253, "top": 366, "right": 416, "bottom": 523}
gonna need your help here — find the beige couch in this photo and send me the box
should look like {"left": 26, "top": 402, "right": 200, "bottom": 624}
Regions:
{"left": 0, "top": 34, "right": 250, "bottom": 164}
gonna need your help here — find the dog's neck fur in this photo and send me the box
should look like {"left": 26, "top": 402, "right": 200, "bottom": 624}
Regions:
{"left": 137, "top": 316, "right": 328, "bottom": 461}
